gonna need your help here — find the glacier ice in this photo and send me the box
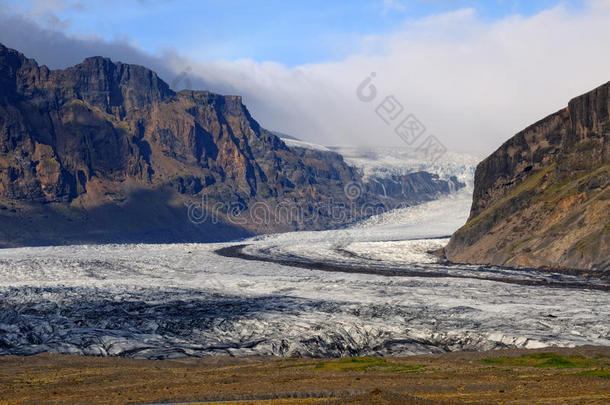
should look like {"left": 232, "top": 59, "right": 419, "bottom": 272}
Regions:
{"left": 0, "top": 190, "right": 608, "bottom": 359}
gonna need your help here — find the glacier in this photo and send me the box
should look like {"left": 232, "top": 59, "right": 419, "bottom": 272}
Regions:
{"left": 329, "top": 146, "right": 480, "bottom": 188}
{"left": 0, "top": 148, "right": 608, "bottom": 360}
{"left": 0, "top": 189, "right": 608, "bottom": 359}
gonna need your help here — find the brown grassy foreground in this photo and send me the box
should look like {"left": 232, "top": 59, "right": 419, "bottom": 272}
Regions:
{"left": 1, "top": 346, "right": 609, "bottom": 404}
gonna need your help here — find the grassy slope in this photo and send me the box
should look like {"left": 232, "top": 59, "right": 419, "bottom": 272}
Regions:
{"left": 447, "top": 160, "right": 609, "bottom": 270}
{"left": 1, "top": 347, "right": 609, "bottom": 404}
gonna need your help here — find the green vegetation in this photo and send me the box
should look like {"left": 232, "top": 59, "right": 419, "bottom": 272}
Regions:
{"left": 115, "top": 121, "right": 130, "bottom": 132}
{"left": 65, "top": 99, "right": 85, "bottom": 107}
{"left": 508, "top": 237, "right": 532, "bottom": 254}
{"left": 481, "top": 353, "right": 599, "bottom": 369}
{"left": 40, "top": 156, "right": 60, "bottom": 173}
{"left": 313, "top": 357, "right": 423, "bottom": 373}
{"left": 575, "top": 369, "right": 610, "bottom": 379}
{"left": 452, "top": 160, "right": 609, "bottom": 262}
{"left": 574, "top": 139, "right": 599, "bottom": 152}
{"left": 574, "top": 225, "right": 607, "bottom": 254}
{"left": 537, "top": 164, "right": 609, "bottom": 206}
{"left": 455, "top": 164, "right": 553, "bottom": 238}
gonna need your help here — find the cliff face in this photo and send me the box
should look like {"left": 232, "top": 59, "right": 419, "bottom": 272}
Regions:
{"left": 445, "top": 82, "right": 610, "bottom": 270}
{"left": 0, "top": 44, "right": 460, "bottom": 246}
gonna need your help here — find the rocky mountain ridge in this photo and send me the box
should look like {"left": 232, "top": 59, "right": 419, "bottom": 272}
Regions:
{"left": 0, "top": 44, "right": 461, "bottom": 247}
{"left": 444, "top": 81, "right": 609, "bottom": 270}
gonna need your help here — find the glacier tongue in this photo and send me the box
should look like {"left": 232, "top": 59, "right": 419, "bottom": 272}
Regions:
{"left": 0, "top": 187, "right": 607, "bottom": 359}
{"left": 0, "top": 239, "right": 608, "bottom": 359}
{"left": 329, "top": 146, "right": 480, "bottom": 188}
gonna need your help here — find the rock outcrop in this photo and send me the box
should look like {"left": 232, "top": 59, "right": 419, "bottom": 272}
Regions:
{"left": 444, "top": 82, "right": 610, "bottom": 270}
{"left": 0, "top": 44, "right": 461, "bottom": 247}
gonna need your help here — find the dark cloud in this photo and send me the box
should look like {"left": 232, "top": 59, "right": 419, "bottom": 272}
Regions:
{"left": 1, "top": 12, "right": 158, "bottom": 69}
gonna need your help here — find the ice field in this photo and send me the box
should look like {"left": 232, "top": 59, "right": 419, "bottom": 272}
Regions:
{"left": 1, "top": 190, "right": 608, "bottom": 359}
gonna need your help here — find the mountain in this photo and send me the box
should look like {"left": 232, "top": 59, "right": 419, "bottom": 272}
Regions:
{"left": 0, "top": 44, "right": 461, "bottom": 247}
{"left": 443, "top": 82, "right": 609, "bottom": 270}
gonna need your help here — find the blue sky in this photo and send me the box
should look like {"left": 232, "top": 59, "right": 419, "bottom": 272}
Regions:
{"left": 2, "top": 0, "right": 608, "bottom": 153}
{"left": 7, "top": 0, "right": 587, "bottom": 66}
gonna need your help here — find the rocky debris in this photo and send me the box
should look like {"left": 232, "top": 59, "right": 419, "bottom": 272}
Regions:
{"left": 0, "top": 285, "right": 568, "bottom": 359}
{"left": 444, "top": 81, "right": 610, "bottom": 270}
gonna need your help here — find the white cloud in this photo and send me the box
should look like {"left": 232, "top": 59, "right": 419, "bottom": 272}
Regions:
{"left": 2, "top": 1, "right": 610, "bottom": 154}
{"left": 172, "top": 1, "right": 610, "bottom": 154}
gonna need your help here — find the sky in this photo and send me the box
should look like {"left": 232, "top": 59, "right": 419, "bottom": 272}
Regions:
{"left": 1, "top": 0, "right": 609, "bottom": 155}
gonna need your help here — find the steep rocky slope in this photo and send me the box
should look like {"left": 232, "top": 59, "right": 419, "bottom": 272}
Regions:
{"left": 0, "top": 44, "right": 459, "bottom": 246}
{"left": 444, "top": 82, "right": 610, "bottom": 270}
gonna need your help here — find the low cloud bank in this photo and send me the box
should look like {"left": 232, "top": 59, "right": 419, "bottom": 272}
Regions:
{"left": 2, "top": 1, "right": 610, "bottom": 154}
